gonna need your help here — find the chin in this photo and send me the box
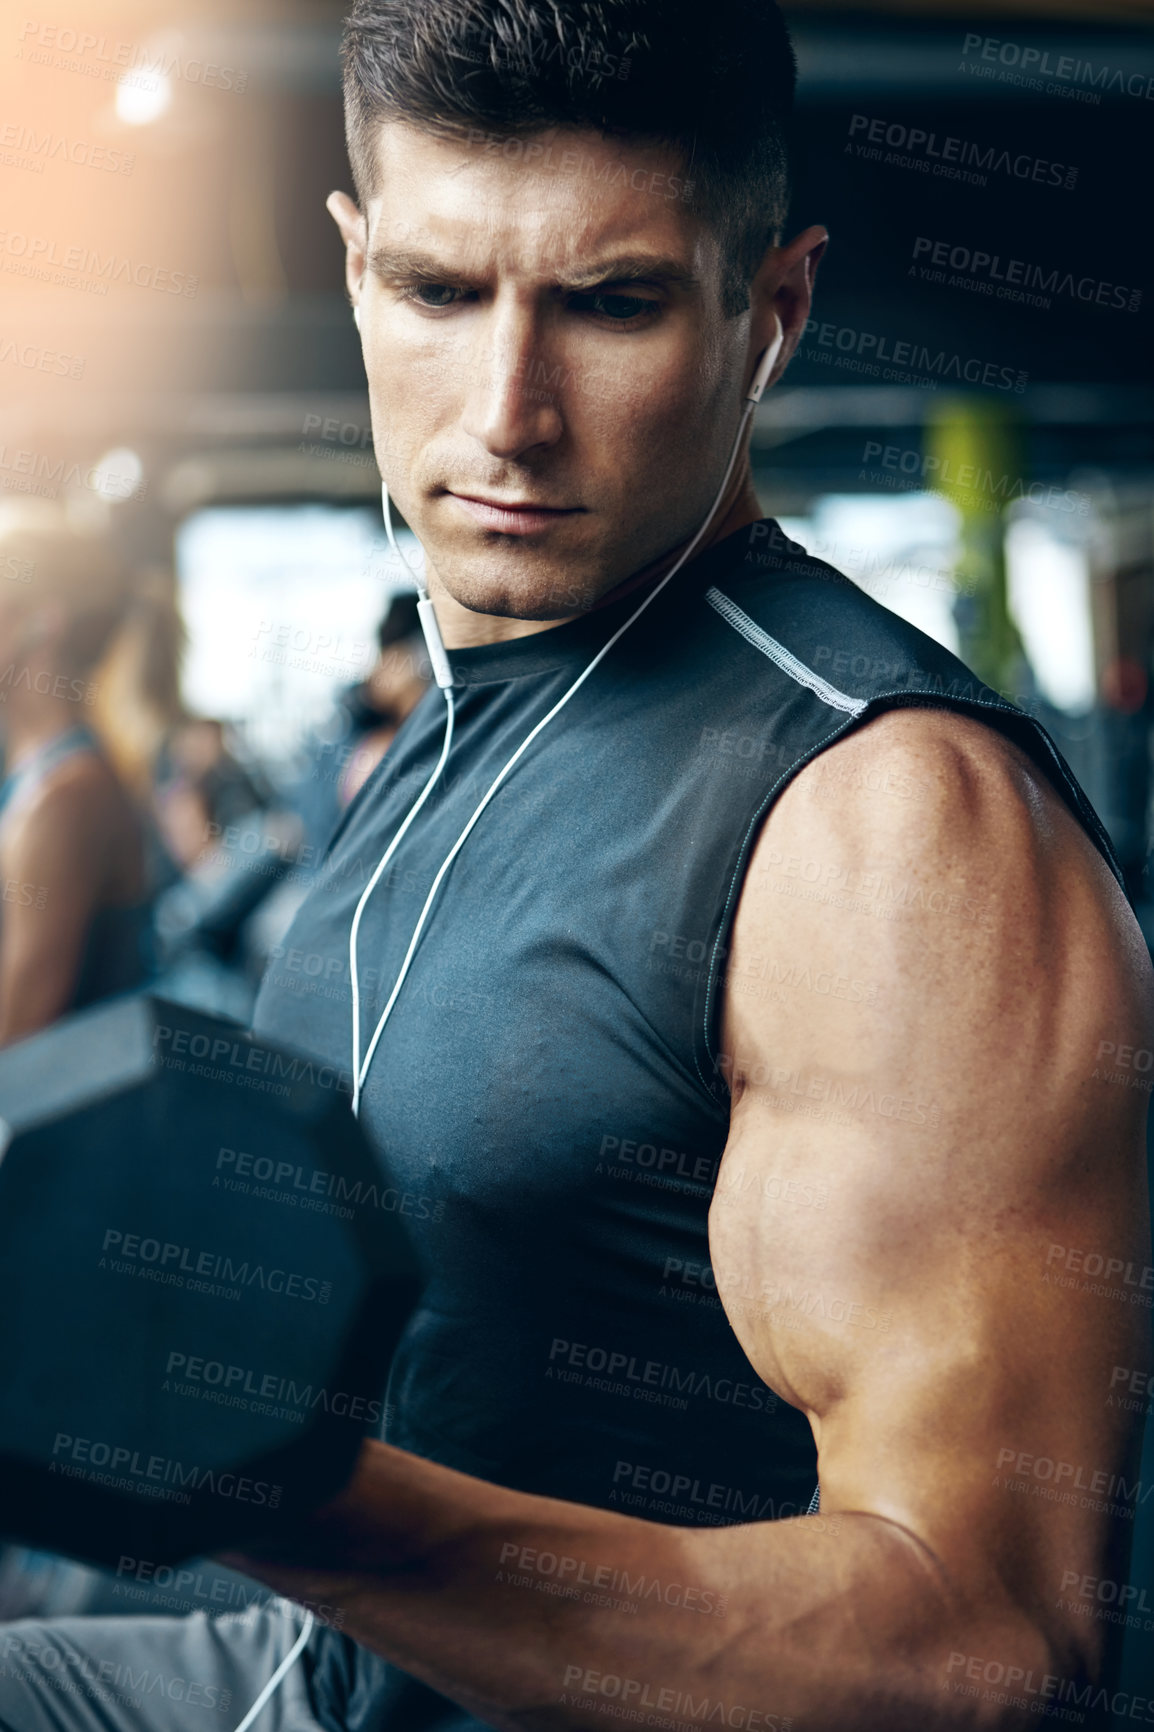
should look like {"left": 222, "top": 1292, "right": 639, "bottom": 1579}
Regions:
{"left": 434, "top": 547, "right": 599, "bottom": 621}
{"left": 454, "top": 583, "right": 588, "bottom": 623}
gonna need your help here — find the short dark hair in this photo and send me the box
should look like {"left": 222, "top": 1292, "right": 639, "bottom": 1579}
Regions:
{"left": 340, "top": 0, "right": 797, "bottom": 316}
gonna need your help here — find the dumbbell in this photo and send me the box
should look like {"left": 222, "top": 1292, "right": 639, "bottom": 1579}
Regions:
{"left": 0, "top": 994, "right": 422, "bottom": 1570}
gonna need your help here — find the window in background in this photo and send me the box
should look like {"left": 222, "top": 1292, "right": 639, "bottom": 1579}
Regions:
{"left": 1004, "top": 510, "right": 1096, "bottom": 716}
{"left": 174, "top": 504, "right": 423, "bottom": 775}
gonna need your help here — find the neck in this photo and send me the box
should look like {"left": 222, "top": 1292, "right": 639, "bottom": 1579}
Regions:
{"left": 586, "top": 474, "right": 762, "bottom": 618}
{"left": 425, "top": 466, "right": 764, "bottom": 651}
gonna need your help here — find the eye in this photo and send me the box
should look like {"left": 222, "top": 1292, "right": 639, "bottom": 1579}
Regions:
{"left": 572, "top": 291, "right": 659, "bottom": 323}
{"left": 401, "top": 282, "right": 468, "bottom": 309}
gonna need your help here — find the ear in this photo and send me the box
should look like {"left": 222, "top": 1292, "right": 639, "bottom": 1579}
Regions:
{"left": 327, "top": 191, "right": 368, "bottom": 316}
{"left": 747, "top": 224, "right": 829, "bottom": 395}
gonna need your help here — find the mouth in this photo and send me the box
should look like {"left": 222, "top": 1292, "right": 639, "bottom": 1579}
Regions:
{"left": 447, "top": 492, "right": 583, "bottom": 537}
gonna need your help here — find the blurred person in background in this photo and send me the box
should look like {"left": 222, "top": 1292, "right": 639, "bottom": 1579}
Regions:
{"left": 89, "top": 562, "right": 188, "bottom": 812}
{"left": 295, "top": 590, "right": 429, "bottom": 860}
{"left": 336, "top": 590, "right": 429, "bottom": 806}
{"left": 241, "top": 591, "right": 430, "bottom": 1013}
{"left": 148, "top": 711, "right": 295, "bottom": 1023}
{"left": 0, "top": 520, "right": 158, "bottom": 1045}
{"left": 0, "top": 518, "right": 173, "bottom": 1618}
{"left": 153, "top": 715, "right": 273, "bottom": 872}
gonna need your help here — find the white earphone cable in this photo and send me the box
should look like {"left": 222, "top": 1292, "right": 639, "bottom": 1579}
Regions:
{"left": 231, "top": 1606, "right": 315, "bottom": 1732}
{"left": 350, "top": 378, "right": 768, "bottom": 1108}
{"left": 349, "top": 686, "right": 453, "bottom": 1116}
{"left": 350, "top": 488, "right": 455, "bottom": 1116}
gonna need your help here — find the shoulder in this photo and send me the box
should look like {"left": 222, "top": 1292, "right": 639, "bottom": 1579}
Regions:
{"left": 31, "top": 747, "right": 122, "bottom": 827}
{"left": 708, "top": 524, "right": 894, "bottom": 644}
{"left": 701, "top": 525, "right": 991, "bottom": 717}
{"left": 718, "top": 707, "right": 1152, "bottom": 1223}
{"left": 770, "top": 704, "right": 1106, "bottom": 869}
{"left": 733, "top": 705, "right": 1147, "bottom": 1015}
{"left": 774, "top": 704, "right": 1072, "bottom": 852}
{"left": 1, "top": 750, "right": 127, "bottom": 882}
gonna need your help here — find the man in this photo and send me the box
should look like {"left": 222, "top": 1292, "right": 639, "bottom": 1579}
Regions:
{"left": 1, "top": 1, "right": 1150, "bottom": 1729}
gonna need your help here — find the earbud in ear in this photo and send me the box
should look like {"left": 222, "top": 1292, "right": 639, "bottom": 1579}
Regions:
{"left": 745, "top": 316, "right": 785, "bottom": 404}
{"left": 352, "top": 304, "right": 362, "bottom": 333}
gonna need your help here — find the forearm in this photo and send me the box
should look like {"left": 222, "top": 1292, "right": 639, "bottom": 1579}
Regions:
{"left": 228, "top": 1441, "right": 1028, "bottom": 1732}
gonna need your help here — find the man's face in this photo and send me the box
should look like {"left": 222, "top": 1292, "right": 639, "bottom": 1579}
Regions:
{"left": 341, "top": 124, "right": 756, "bottom": 621}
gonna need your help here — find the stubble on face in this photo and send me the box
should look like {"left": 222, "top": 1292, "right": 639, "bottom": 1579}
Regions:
{"left": 355, "top": 123, "right": 750, "bottom": 636}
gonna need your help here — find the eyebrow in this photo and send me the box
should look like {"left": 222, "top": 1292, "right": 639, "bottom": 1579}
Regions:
{"left": 564, "top": 254, "right": 699, "bottom": 291}
{"left": 366, "top": 245, "right": 699, "bottom": 293}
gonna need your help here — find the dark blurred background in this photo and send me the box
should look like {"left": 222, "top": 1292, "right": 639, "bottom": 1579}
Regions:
{"left": 2, "top": 0, "right": 1153, "bottom": 1715}
{"left": 4, "top": 0, "right": 1153, "bottom": 917}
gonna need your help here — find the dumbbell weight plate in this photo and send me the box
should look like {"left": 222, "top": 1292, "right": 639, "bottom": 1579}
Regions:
{"left": 0, "top": 995, "right": 420, "bottom": 1568}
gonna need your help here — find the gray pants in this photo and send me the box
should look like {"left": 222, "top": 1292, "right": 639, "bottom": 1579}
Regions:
{"left": 0, "top": 1602, "right": 485, "bottom": 1732}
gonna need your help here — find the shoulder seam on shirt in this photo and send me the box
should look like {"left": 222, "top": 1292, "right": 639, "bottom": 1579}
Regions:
{"left": 705, "top": 587, "right": 867, "bottom": 717}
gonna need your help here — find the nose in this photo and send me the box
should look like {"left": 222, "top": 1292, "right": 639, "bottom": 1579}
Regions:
{"left": 460, "top": 302, "right": 564, "bottom": 461}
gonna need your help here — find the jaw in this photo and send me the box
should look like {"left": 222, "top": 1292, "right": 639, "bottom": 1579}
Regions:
{"left": 420, "top": 538, "right": 604, "bottom": 645}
